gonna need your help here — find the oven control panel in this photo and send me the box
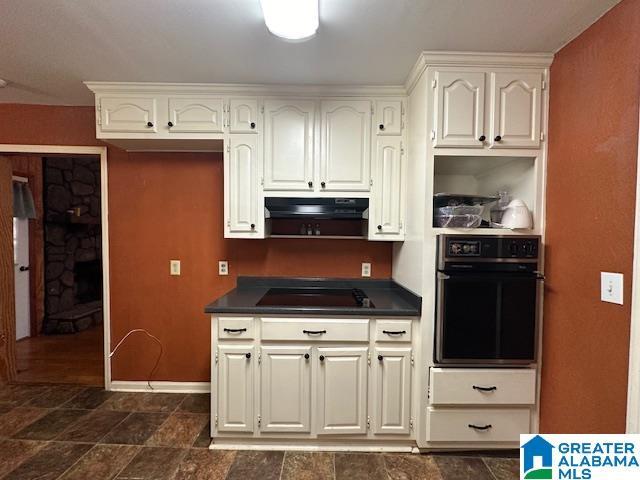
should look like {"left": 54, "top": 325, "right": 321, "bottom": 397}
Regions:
{"left": 442, "top": 235, "right": 540, "bottom": 260}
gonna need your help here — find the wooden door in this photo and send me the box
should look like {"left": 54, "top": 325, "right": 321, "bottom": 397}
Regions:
{"left": 260, "top": 346, "right": 311, "bottom": 433}
{"left": 373, "top": 347, "right": 411, "bottom": 435}
{"left": 99, "top": 96, "right": 157, "bottom": 133}
{"left": 229, "top": 98, "right": 259, "bottom": 134}
{"left": 168, "top": 97, "right": 225, "bottom": 133}
{"left": 316, "top": 347, "right": 368, "bottom": 435}
{"left": 370, "top": 137, "right": 403, "bottom": 240}
{"left": 225, "top": 135, "right": 259, "bottom": 236}
{"left": 217, "top": 345, "right": 255, "bottom": 432}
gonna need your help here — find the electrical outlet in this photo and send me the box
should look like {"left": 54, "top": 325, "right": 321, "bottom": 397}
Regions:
{"left": 219, "top": 260, "right": 229, "bottom": 276}
{"left": 361, "top": 262, "right": 371, "bottom": 277}
{"left": 601, "top": 272, "right": 623, "bottom": 305}
{"left": 170, "top": 260, "right": 181, "bottom": 276}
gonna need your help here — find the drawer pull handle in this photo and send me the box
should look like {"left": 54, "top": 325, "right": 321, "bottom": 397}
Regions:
{"left": 472, "top": 385, "right": 497, "bottom": 392}
{"left": 223, "top": 328, "right": 247, "bottom": 333}
{"left": 304, "top": 353, "right": 310, "bottom": 360}
{"left": 383, "top": 330, "right": 406, "bottom": 335}
{"left": 303, "top": 329, "right": 327, "bottom": 335}
{"left": 468, "top": 424, "right": 492, "bottom": 431}
{"left": 319, "top": 355, "right": 325, "bottom": 362}
{"left": 245, "top": 353, "right": 251, "bottom": 359}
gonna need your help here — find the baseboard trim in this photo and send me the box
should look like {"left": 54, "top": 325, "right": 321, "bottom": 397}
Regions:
{"left": 209, "top": 443, "right": 414, "bottom": 453}
{"left": 109, "top": 381, "right": 210, "bottom": 393}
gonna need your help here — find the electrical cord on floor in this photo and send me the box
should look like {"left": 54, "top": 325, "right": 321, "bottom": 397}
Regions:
{"left": 109, "top": 329, "right": 163, "bottom": 390}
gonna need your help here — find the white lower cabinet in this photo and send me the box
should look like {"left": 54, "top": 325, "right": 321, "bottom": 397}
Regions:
{"left": 373, "top": 347, "right": 412, "bottom": 434}
{"left": 260, "top": 346, "right": 311, "bottom": 433}
{"left": 217, "top": 345, "right": 255, "bottom": 433}
{"left": 317, "top": 347, "right": 369, "bottom": 435}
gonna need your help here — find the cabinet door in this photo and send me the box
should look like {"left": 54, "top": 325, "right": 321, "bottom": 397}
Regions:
{"left": 260, "top": 346, "right": 311, "bottom": 433}
{"left": 375, "top": 100, "right": 402, "bottom": 136}
{"left": 317, "top": 347, "right": 368, "bottom": 435}
{"left": 434, "top": 70, "right": 485, "bottom": 148}
{"left": 217, "top": 345, "right": 254, "bottom": 432}
{"left": 373, "top": 348, "right": 411, "bottom": 435}
{"left": 320, "top": 100, "right": 372, "bottom": 192}
{"left": 168, "top": 97, "right": 224, "bottom": 133}
{"left": 490, "top": 71, "right": 543, "bottom": 148}
{"left": 370, "top": 137, "right": 403, "bottom": 240}
{"left": 263, "top": 100, "right": 315, "bottom": 191}
{"left": 229, "top": 98, "right": 259, "bottom": 133}
{"left": 226, "top": 135, "right": 260, "bottom": 236}
{"left": 99, "top": 97, "right": 157, "bottom": 133}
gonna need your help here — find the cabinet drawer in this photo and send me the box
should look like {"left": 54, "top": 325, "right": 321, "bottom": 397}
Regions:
{"left": 430, "top": 368, "right": 536, "bottom": 405}
{"left": 374, "top": 319, "right": 412, "bottom": 342}
{"left": 218, "top": 317, "right": 255, "bottom": 340}
{"left": 427, "top": 407, "right": 530, "bottom": 442}
{"left": 261, "top": 318, "right": 369, "bottom": 342}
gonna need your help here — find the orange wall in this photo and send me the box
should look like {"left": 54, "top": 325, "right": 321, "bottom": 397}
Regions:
{"left": 0, "top": 104, "right": 392, "bottom": 381}
{"left": 541, "top": 0, "right": 640, "bottom": 433}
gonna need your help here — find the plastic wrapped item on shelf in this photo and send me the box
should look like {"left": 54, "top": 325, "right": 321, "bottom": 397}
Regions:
{"left": 436, "top": 205, "right": 484, "bottom": 216}
{"left": 434, "top": 214, "right": 483, "bottom": 228}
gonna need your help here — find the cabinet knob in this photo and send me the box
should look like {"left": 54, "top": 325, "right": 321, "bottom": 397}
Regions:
{"left": 377, "top": 225, "right": 382, "bottom": 231}
{"left": 379, "top": 124, "right": 385, "bottom": 131}
{"left": 147, "top": 121, "right": 154, "bottom": 128}
{"left": 250, "top": 122, "right": 256, "bottom": 129}
{"left": 304, "top": 353, "right": 310, "bottom": 360}
{"left": 245, "top": 352, "right": 251, "bottom": 359}
{"left": 168, "top": 121, "right": 174, "bottom": 127}
{"left": 308, "top": 181, "right": 313, "bottom": 188}
{"left": 478, "top": 135, "right": 486, "bottom": 141}
{"left": 378, "top": 355, "right": 384, "bottom": 361}
{"left": 321, "top": 181, "right": 326, "bottom": 188}
{"left": 494, "top": 135, "right": 502, "bottom": 142}
{"left": 250, "top": 223, "right": 255, "bottom": 230}
{"left": 319, "top": 355, "right": 325, "bottom": 362}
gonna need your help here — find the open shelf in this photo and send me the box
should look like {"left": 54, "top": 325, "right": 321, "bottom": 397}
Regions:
{"left": 431, "top": 227, "right": 539, "bottom": 236}
{"left": 432, "top": 155, "right": 540, "bottom": 231}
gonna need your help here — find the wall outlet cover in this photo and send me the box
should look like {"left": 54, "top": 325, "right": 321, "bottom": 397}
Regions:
{"left": 219, "top": 260, "right": 229, "bottom": 276}
{"left": 170, "top": 260, "right": 181, "bottom": 276}
{"left": 601, "top": 272, "right": 623, "bottom": 305}
{"left": 361, "top": 262, "right": 371, "bottom": 277}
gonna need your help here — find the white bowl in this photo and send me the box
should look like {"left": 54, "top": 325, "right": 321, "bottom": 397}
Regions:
{"left": 500, "top": 199, "right": 532, "bottom": 229}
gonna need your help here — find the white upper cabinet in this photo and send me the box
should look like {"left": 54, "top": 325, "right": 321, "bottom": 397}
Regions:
{"left": 317, "top": 347, "right": 368, "bottom": 435}
{"left": 229, "top": 98, "right": 259, "bottom": 133}
{"left": 263, "top": 100, "right": 315, "bottom": 191}
{"left": 376, "top": 100, "right": 403, "bottom": 136}
{"left": 373, "top": 347, "right": 412, "bottom": 435}
{"left": 225, "top": 135, "right": 260, "bottom": 237}
{"left": 260, "top": 346, "right": 311, "bottom": 433}
{"left": 216, "top": 345, "right": 254, "bottom": 433}
{"left": 434, "top": 70, "right": 486, "bottom": 148}
{"left": 370, "top": 137, "right": 403, "bottom": 240}
{"left": 99, "top": 96, "right": 157, "bottom": 133}
{"left": 167, "top": 97, "right": 225, "bottom": 133}
{"left": 320, "top": 100, "right": 372, "bottom": 192}
{"left": 490, "top": 71, "right": 543, "bottom": 149}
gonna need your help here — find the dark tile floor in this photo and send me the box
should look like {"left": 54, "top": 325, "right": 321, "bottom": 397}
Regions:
{"left": 0, "top": 383, "right": 519, "bottom": 480}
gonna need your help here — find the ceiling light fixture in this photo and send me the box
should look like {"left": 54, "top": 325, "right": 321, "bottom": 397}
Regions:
{"left": 259, "top": 0, "right": 319, "bottom": 41}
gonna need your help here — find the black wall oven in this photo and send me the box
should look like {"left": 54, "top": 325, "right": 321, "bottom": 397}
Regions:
{"left": 435, "top": 235, "right": 542, "bottom": 366}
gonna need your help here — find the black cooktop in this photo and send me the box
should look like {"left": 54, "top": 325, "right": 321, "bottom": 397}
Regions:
{"left": 256, "top": 287, "right": 374, "bottom": 308}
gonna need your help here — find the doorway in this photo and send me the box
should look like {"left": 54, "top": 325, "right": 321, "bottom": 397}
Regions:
{"left": 0, "top": 146, "right": 111, "bottom": 388}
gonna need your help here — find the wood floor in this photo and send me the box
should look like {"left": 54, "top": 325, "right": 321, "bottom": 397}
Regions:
{"left": 15, "top": 326, "right": 104, "bottom": 386}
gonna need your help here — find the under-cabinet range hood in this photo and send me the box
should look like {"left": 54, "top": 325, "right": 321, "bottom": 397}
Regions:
{"left": 264, "top": 197, "right": 369, "bottom": 238}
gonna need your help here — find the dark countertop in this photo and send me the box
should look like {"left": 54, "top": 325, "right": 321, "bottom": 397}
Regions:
{"left": 204, "top": 277, "right": 421, "bottom": 317}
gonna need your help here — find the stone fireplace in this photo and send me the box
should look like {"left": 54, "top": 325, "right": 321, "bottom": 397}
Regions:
{"left": 43, "top": 156, "right": 103, "bottom": 334}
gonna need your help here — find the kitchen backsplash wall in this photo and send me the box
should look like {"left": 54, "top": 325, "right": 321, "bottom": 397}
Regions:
{"left": 542, "top": 0, "right": 640, "bottom": 434}
{"left": 0, "top": 104, "right": 392, "bottom": 382}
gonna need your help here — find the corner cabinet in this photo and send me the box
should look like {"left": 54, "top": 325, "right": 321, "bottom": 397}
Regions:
{"left": 225, "top": 135, "right": 262, "bottom": 238}
{"left": 432, "top": 67, "right": 545, "bottom": 149}
{"left": 210, "top": 316, "right": 418, "bottom": 448}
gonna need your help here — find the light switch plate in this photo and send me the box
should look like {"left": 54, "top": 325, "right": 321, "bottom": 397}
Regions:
{"left": 361, "top": 262, "right": 371, "bottom": 277}
{"left": 170, "top": 260, "right": 181, "bottom": 276}
{"left": 219, "top": 260, "right": 229, "bottom": 276}
{"left": 601, "top": 272, "right": 623, "bottom": 305}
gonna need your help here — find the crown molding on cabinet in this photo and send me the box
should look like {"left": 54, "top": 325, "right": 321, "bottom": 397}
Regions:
{"left": 404, "top": 51, "right": 555, "bottom": 94}
{"left": 84, "top": 81, "right": 406, "bottom": 98}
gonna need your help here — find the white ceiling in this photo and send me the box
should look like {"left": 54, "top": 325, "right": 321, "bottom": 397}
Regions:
{"left": 0, "top": 0, "right": 620, "bottom": 106}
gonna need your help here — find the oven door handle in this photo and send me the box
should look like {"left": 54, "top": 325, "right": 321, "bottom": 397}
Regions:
{"left": 438, "top": 272, "right": 539, "bottom": 281}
